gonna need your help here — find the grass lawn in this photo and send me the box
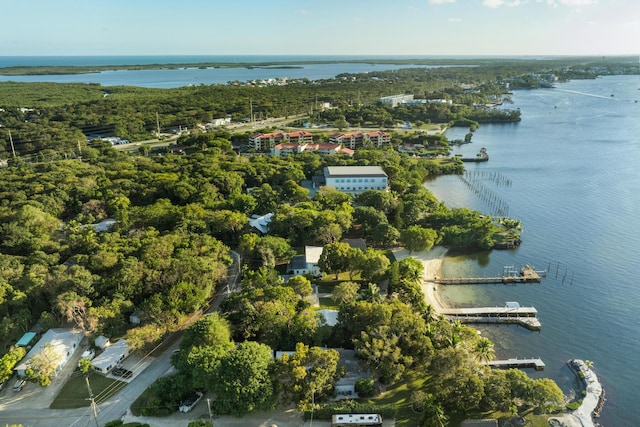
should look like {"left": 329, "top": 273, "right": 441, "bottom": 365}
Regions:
{"left": 318, "top": 297, "right": 339, "bottom": 309}
{"left": 50, "top": 371, "right": 126, "bottom": 409}
{"left": 364, "top": 371, "right": 428, "bottom": 426}
{"left": 316, "top": 284, "right": 335, "bottom": 294}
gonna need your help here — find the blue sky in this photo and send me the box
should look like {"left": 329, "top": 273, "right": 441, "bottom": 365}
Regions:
{"left": 1, "top": 0, "right": 638, "bottom": 56}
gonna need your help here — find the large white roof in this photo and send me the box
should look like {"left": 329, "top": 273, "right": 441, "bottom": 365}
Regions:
{"left": 324, "top": 166, "right": 387, "bottom": 177}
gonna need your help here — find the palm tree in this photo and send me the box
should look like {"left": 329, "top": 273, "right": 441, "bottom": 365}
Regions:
{"left": 359, "top": 283, "right": 382, "bottom": 303}
{"left": 474, "top": 337, "right": 496, "bottom": 363}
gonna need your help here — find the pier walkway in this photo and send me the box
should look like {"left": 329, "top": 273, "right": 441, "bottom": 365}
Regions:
{"left": 435, "top": 265, "right": 544, "bottom": 284}
{"left": 443, "top": 306, "right": 541, "bottom": 331}
{"left": 485, "top": 357, "right": 545, "bottom": 371}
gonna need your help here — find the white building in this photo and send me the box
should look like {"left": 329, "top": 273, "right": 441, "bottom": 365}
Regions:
{"left": 287, "top": 246, "right": 323, "bottom": 277}
{"left": 14, "top": 328, "right": 83, "bottom": 377}
{"left": 323, "top": 166, "right": 388, "bottom": 195}
{"left": 379, "top": 94, "right": 415, "bottom": 107}
{"left": 91, "top": 339, "right": 130, "bottom": 374}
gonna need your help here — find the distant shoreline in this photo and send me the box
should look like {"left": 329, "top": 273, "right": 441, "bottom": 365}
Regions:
{"left": 1, "top": 54, "right": 636, "bottom": 76}
{"left": 0, "top": 58, "right": 477, "bottom": 76}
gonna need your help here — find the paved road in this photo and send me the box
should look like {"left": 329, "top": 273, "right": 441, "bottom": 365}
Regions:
{"left": 0, "top": 249, "right": 242, "bottom": 427}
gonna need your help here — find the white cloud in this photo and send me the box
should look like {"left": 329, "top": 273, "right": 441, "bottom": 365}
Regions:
{"left": 295, "top": 9, "right": 309, "bottom": 15}
{"left": 448, "top": 17, "right": 463, "bottom": 22}
{"left": 483, "top": 0, "right": 524, "bottom": 7}
{"left": 429, "top": 0, "right": 456, "bottom": 4}
{"left": 483, "top": 0, "right": 504, "bottom": 7}
{"left": 484, "top": 0, "right": 525, "bottom": 6}
{"left": 538, "top": 0, "right": 597, "bottom": 6}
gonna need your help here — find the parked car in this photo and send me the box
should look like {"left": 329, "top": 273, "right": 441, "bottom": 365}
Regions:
{"left": 179, "top": 391, "right": 204, "bottom": 413}
{"left": 112, "top": 367, "right": 133, "bottom": 379}
{"left": 13, "top": 378, "right": 26, "bottom": 392}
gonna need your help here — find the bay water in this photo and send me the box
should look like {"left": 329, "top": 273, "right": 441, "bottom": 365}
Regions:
{"left": 426, "top": 75, "right": 640, "bottom": 425}
{"left": 0, "top": 55, "right": 437, "bottom": 88}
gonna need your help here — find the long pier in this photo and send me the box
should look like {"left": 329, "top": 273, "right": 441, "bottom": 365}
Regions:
{"left": 486, "top": 357, "right": 546, "bottom": 371}
{"left": 443, "top": 306, "right": 541, "bottom": 331}
{"left": 435, "top": 264, "right": 545, "bottom": 285}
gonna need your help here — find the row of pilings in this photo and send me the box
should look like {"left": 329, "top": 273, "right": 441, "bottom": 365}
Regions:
{"left": 457, "top": 171, "right": 510, "bottom": 217}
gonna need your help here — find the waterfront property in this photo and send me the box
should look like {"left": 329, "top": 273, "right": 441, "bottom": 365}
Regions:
{"left": 322, "top": 165, "right": 388, "bottom": 194}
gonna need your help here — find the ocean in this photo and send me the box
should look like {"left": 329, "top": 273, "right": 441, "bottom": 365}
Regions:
{"left": 426, "top": 75, "right": 640, "bottom": 426}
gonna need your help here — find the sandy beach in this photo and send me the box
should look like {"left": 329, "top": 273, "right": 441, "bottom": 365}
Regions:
{"left": 392, "top": 246, "right": 449, "bottom": 313}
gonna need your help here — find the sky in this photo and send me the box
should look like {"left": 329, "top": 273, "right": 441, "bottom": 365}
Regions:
{"left": 0, "top": 0, "right": 638, "bottom": 56}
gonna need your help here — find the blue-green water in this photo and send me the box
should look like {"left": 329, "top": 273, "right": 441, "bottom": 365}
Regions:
{"left": 426, "top": 75, "right": 640, "bottom": 425}
{"left": 0, "top": 55, "right": 448, "bottom": 88}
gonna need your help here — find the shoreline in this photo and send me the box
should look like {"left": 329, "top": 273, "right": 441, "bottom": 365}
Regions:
{"left": 392, "top": 246, "right": 449, "bottom": 313}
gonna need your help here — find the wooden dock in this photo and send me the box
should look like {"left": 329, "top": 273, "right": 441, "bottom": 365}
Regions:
{"left": 486, "top": 357, "right": 545, "bottom": 371}
{"left": 435, "top": 264, "right": 545, "bottom": 285}
{"left": 443, "top": 306, "right": 541, "bottom": 331}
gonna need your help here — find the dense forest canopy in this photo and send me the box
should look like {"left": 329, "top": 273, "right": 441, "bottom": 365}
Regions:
{"left": 0, "top": 56, "right": 631, "bottom": 422}
{"left": 0, "top": 56, "right": 636, "bottom": 159}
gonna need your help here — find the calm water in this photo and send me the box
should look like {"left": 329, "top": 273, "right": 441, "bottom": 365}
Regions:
{"left": 0, "top": 55, "right": 451, "bottom": 88}
{"left": 426, "top": 75, "right": 640, "bottom": 425}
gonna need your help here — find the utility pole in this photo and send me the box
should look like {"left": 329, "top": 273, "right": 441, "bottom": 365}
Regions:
{"left": 250, "top": 98, "right": 254, "bottom": 128}
{"left": 8, "top": 129, "right": 16, "bottom": 158}
{"left": 77, "top": 140, "right": 82, "bottom": 155}
{"left": 207, "top": 398, "right": 214, "bottom": 427}
{"left": 156, "top": 112, "right": 161, "bottom": 137}
{"left": 85, "top": 377, "right": 100, "bottom": 427}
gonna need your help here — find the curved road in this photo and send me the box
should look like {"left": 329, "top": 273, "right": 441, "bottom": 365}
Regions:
{"left": 0, "top": 250, "right": 242, "bottom": 427}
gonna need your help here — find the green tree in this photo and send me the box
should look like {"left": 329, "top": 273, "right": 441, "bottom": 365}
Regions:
{"left": 400, "top": 226, "right": 437, "bottom": 253}
{"left": 331, "top": 281, "right": 360, "bottom": 306}
{"left": 474, "top": 337, "right": 495, "bottom": 363}
{"left": 210, "top": 341, "right": 276, "bottom": 416}
{"left": 318, "top": 242, "right": 353, "bottom": 279}
{"left": 273, "top": 343, "right": 340, "bottom": 408}
{"left": 286, "top": 275, "right": 313, "bottom": 299}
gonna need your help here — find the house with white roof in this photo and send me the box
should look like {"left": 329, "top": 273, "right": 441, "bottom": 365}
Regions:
{"left": 91, "top": 339, "right": 130, "bottom": 375}
{"left": 323, "top": 166, "right": 388, "bottom": 195}
{"left": 14, "top": 328, "right": 83, "bottom": 378}
{"left": 287, "top": 246, "right": 323, "bottom": 277}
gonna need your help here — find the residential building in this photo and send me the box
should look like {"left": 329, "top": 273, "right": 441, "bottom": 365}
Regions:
{"left": 287, "top": 246, "right": 323, "bottom": 277}
{"left": 249, "top": 213, "right": 274, "bottom": 234}
{"left": 323, "top": 166, "right": 388, "bottom": 194}
{"left": 271, "top": 142, "right": 354, "bottom": 157}
{"left": 328, "top": 131, "right": 390, "bottom": 149}
{"left": 249, "top": 131, "right": 313, "bottom": 151}
{"left": 14, "top": 328, "right": 83, "bottom": 378}
{"left": 91, "top": 339, "right": 130, "bottom": 375}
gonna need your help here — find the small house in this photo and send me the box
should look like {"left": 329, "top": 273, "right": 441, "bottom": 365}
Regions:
{"left": 91, "top": 339, "right": 130, "bottom": 374}
{"left": 287, "top": 246, "right": 323, "bottom": 277}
